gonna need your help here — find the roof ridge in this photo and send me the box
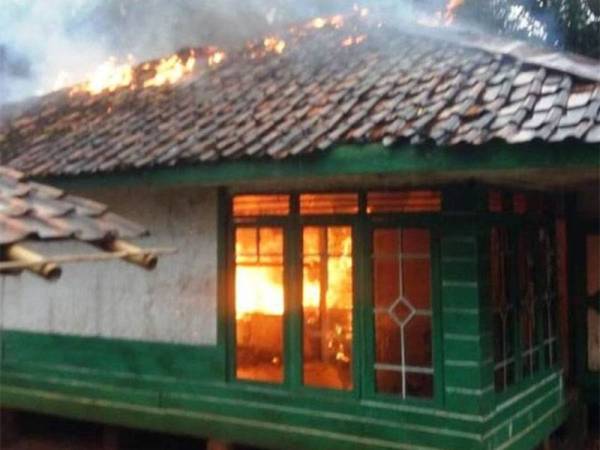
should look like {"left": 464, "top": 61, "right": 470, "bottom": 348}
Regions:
{"left": 416, "top": 25, "right": 600, "bottom": 83}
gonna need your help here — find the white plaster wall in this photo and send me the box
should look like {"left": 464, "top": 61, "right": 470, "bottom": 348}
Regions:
{"left": 0, "top": 185, "right": 218, "bottom": 345}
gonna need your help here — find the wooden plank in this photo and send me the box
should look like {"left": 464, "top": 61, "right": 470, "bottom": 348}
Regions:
{"left": 39, "top": 143, "right": 600, "bottom": 192}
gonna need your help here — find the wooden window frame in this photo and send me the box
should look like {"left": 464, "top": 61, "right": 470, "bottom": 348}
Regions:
{"left": 225, "top": 190, "right": 444, "bottom": 405}
{"left": 490, "top": 215, "right": 561, "bottom": 402}
{"left": 223, "top": 187, "right": 561, "bottom": 406}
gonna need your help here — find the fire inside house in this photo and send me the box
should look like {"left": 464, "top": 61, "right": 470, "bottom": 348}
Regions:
{"left": 0, "top": 4, "right": 599, "bottom": 450}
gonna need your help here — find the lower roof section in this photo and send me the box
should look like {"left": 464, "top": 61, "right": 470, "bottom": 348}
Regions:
{"left": 41, "top": 143, "right": 599, "bottom": 192}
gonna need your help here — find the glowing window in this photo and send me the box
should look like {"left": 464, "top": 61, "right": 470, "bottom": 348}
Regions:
{"left": 235, "top": 227, "right": 284, "bottom": 383}
{"left": 233, "top": 195, "right": 289, "bottom": 217}
{"left": 300, "top": 193, "right": 358, "bottom": 215}
{"left": 302, "top": 226, "right": 353, "bottom": 390}
{"left": 367, "top": 191, "right": 441, "bottom": 214}
{"left": 372, "top": 228, "right": 433, "bottom": 398}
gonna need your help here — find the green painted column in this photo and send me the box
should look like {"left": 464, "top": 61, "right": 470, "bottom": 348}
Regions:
{"left": 441, "top": 232, "right": 495, "bottom": 416}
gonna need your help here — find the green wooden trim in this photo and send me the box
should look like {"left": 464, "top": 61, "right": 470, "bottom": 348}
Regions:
{"left": 510, "top": 226, "right": 524, "bottom": 387}
{"left": 0, "top": 384, "right": 476, "bottom": 450}
{"left": 225, "top": 199, "right": 237, "bottom": 384}
{"left": 38, "top": 142, "right": 600, "bottom": 191}
{"left": 484, "top": 371, "right": 565, "bottom": 448}
{"left": 286, "top": 194, "right": 301, "bottom": 389}
{"left": 431, "top": 233, "right": 445, "bottom": 405}
{"left": 356, "top": 192, "right": 368, "bottom": 399}
{"left": 0, "top": 331, "right": 222, "bottom": 381}
{"left": 441, "top": 231, "right": 496, "bottom": 416}
{"left": 1, "top": 329, "right": 566, "bottom": 449}
{"left": 216, "top": 187, "right": 229, "bottom": 377}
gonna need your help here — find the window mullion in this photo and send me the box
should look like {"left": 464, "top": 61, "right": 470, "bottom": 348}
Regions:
{"left": 285, "top": 194, "right": 302, "bottom": 389}
{"left": 534, "top": 227, "right": 546, "bottom": 372}
{"left": 355, "top": 192, "right": 370, "bottom": 399}
{"left": 510, "top": 227, "right": 523, "bottom": 384}
{"left": 431, "top": 230, "right": 444, "bottom": 405}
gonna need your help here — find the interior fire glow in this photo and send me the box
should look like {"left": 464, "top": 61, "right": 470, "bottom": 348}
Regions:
{"left": 235, "top": 223, "right": 353, "bottom": 388}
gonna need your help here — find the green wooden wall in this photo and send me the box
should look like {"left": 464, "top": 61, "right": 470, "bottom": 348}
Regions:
{"left": 0, "top": 229, "right": 564, "bottom": 450}
{"left": 0, "top": 185, "right": 568, "bottom": 449}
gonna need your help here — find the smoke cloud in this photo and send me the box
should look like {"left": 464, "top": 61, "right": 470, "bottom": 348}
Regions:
{"left": 4, "top": 0, "right": 572, "bottom": 106}
{"left": 0, "top": 0, "right": 369, "bottom": 104}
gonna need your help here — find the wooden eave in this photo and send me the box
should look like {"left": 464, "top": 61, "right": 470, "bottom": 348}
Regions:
{"left": 38, "top": 142, "right": 600, "bottom": 192}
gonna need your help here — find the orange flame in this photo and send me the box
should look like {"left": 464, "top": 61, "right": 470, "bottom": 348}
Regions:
{"left": 310, "top": 17, "right": 327, "bottom": 28}
{"left": 208, "top": 50, "right": 226, "bottom": 67}
{"left": 341, "top": 35, "right": 367, "bottom": 47}
{"left": 352, "top": 4, "right": 369, "bottom": 17}
{"left": 143, "top": 52, "right": 196, "bottom": 88}
{"left": 444, "top": 0, "right": 464, "bottom": 24}
{"left": 235, "top": 231, "right": 352, "bottom": 317}
{"left": 70, "top": 56, "right": 134, "bottom": 95}
{"left": 52, "top": 70, "right": 75, "bottom": 92}
{"left": 263, "top": 36, "right": 286, "bottom": 54}
{"left": 419, "top": 0, "right": 464, "bottom": 27}
{"left": 307, "top": 14, "right": 345, "bottom": 30}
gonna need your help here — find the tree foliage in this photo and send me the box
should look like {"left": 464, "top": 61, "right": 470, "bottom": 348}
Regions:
{"left": 456, "top": 0, "right": 600, "bottom": 58}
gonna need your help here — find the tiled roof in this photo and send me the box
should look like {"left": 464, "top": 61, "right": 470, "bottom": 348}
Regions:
{"left": 1, "top": 20, "right": 599, "bottom": 178}
{"left": 0, "top": 166, "right": 146, "bottom": 245}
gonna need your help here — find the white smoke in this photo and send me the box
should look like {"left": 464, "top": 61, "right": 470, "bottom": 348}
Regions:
{"left": 0, "top": 0, "right": 111, "bottom": 102}
{"left": 0, "top": 0, "right": 358, "bottom": 104}
{"left": 3, "top": 0, "right": 584, "bottom": 106}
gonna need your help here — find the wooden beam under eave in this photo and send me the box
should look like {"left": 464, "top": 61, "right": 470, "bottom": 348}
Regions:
{"left": 99, "top": 239, "right": 158, "bottom": 270}
{"left": 4, "top": 244, "right": 62, "bottom": 281}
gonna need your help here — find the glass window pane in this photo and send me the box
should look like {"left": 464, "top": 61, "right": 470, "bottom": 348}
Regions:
{"left": 235, "top": 226, "right": 284, "bottom": 383}
{"left": 235, "top": 228, "right": 257, "bottom": 263}
{"left": 233, "top": 195, "right": 289, "bottom": 216}
{"left": 402, "top": 260, "right": 431, "bottom": 310}
{"left": 401, "top": 229, "right": 430, "bottom": 254}
{"left": 367, "top": 191, "right": 441, "bottom": 214}
{"left": 373, "top": 227, "right": 433, "bottom": 398}
{"left": 404, "top": 315, "right": 432, "bottom": 368}
{"left": 259, "top": 228, "right": 284, "bottom": 264}
{"left": 406, "top": 373, "right": 433, "bottom": 398}
{"left": 300, "top": 193, "right": 358, "bottom": 215}
{"left": 374, "top": 315, "right": 401, "bottom": 365}
{"left": 490, "top": 227, "right": 516, "bottom": 392}
{"left": 302, "top": 226, "right": 353, "bottom": 390}
{"left": 376, "top": 369, "right": 403, "bottom": 394}
{"left": 373, "top": 257, "right": 400, "bottom": 309}
{"left": 518, "top": 229, "right": 539, "bottom": 377}
{"left": 374, "top": 228, "right": 399, "bottom": 255}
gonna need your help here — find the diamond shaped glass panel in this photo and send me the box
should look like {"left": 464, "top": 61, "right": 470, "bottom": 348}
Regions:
{"left": 390, "top": 297, "right": 414, "bottom": 327}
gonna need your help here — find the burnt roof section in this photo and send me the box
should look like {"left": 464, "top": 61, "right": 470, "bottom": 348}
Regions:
{"left": 0, "top": 166, "right": 147, "bottom": 245}
{"left": 1, "top": 19, "right": 599, "bottom": 178}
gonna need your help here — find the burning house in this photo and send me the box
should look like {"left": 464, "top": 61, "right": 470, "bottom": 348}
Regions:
{"left": 0, "top": 7, "right": 599, "bottom": 450}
